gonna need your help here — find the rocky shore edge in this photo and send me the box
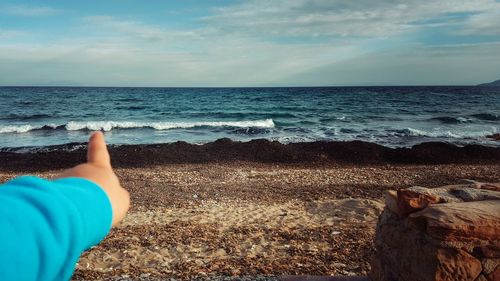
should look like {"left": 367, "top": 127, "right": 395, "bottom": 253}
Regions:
{"left": 370, "top": 180, "right": 500, "bottom": 281}
{"left": 1, "top": 138, "right": 499, "bottom": 171}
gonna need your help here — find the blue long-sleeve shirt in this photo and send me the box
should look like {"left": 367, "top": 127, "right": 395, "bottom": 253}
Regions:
{"left": 0, "top": 176, "right": 112, "bottom": 281}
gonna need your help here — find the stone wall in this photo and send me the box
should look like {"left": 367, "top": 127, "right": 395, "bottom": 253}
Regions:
{"left": 369, "top": 181, "right": 499, "bottom": 281}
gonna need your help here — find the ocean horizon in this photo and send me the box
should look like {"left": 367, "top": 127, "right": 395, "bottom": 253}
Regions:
{"left": 1, "top": 86, "right": 499, "bottom": 151}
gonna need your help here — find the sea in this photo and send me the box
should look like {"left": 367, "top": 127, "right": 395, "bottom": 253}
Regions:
{"left": 0, "top": 86, "right": 499, "bottom": 151}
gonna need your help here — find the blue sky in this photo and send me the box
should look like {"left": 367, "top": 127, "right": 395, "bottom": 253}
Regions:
{"left": 1, "top": 0, "right": 499, "bottom": 86}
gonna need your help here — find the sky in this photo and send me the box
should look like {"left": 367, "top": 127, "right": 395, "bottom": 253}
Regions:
{"left": 0, "top": 0, "right": 499, "bottom": 87}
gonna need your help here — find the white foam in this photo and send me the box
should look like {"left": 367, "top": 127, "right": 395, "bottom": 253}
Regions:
{"left": 66, "top": 121, "right": 141, "bottom": 131}
{"left": 456, "top": 117, "right": 472, "bottom": 123}
{"left": 66, "top": 119, "right": 275, "bottom": 131}
{"left": 0, "top": 125, "right": 35, "bottom": 133}
{"left": 0, "top": 124, "right": 58, "bottom": 133}
{"left": 401, "top": 127, "right": 498, "bottom": 139}
{"left": 0, "top": 119, "right": 275, "bottom": 133}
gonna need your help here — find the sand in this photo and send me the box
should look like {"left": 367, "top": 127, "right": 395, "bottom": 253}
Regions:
{"left": 1, "top": 163, "right": 499, "bottom": 280}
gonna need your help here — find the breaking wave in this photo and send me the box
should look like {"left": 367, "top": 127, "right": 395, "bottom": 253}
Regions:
{"left": 0, "top": 119, "right": 275, "bottom": 133}
{"left": 389, "top": 127, "right": 498, "bottom": 139}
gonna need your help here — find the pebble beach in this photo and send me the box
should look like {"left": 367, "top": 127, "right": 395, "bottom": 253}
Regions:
{"left": 1, "top": 150, "right": 499, "bottom": 280}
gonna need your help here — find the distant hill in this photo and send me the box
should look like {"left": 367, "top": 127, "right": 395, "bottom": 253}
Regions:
{"left": 478, "top": 79, "right": 500, "bottom": 86}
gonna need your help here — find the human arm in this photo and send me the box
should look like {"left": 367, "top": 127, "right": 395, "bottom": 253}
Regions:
{"left": 0, "top": 132, "right": 130, "bottom": 280}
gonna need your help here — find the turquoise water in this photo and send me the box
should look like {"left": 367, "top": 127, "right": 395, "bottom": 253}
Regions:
{"left": 0, "top": 86, "right": 499, "bottom": 149}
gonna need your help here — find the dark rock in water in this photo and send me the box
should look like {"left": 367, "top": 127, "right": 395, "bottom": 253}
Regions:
{"left": 0, "top": 139, "right": 499, "bottom": 171}
{"left": 477, "top": 79, "right": 500, "bottom": 86}
{"left": 486, "top": 133, "right": 500, "bottom": 141}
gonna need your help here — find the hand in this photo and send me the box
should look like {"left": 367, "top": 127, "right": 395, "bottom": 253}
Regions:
{"left": 55, "top": 132, "right": 130, "bottom": 226}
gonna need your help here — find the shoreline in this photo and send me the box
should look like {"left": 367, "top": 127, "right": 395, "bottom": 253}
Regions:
{"left": 0, "top": 138, "right": 499, "bottom": 171}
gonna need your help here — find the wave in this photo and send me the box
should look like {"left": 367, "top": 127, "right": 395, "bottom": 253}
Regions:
{"left": 0, "top": 119, "right": 275, "bottom": 133}
{"left": 160, "top": 111, "right": 299, "bottom": 119}
{"left": 0, "top": 113, "right": 52, "bottom": 121}
{"left": 429, "top": 116, "right": 472, "bottom": 124}
{"left": 228, "top": 127, "right": 272, "bottom": 135}
{"left": 0, "top": 124, "right": 62, "bottom": 133}
{"left": 396, "top": 128, "right": 461, "bottom": 138}
{"left": 428, "top": 113, "right": 500, "bottom": 124}
{"left": 470, "top": 113, "right": 500, "bottom": 121}
{"left": 115, "top": 106, "right": 149, "bottom": 111}
{"left": 319, "top": 116, "right": 347, "bottom": 122}
{"left": 389, "top": 127, "right": 498, "bottom": 139}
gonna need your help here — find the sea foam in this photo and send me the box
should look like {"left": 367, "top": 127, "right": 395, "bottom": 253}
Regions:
{"left": 0, "top": 124, "right": 59, "bottom": 133}
{"left": 394, "top": 127, "right": 498, "bottom": 139}
{"left": 0, "top": 119, "right": 275, "bottom": 133}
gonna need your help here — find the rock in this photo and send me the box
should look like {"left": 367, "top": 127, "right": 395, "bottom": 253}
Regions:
{"left": 486, "top": 267, "right": 499, "bottom": 281}
{"left": 486, "top": 133, "right": 500, "bottom": 141}
{"left": 448, "top": 188, "right": 500, "bottom": 202}
{"left": 371, "top": 182, "right": 500, "bottom": 281}
{"left": 434, "top": 248, "right": 482, "bottom": 281}
{"left": 476, "top": 275, "right": 488, "bottom": 281}
{"left": 409, "top": 200, "right": 500, "bottom": 241}
{"left": 481, "top": 258, "right": 499, "bottom": 274}
{"left": 477, "top": 183, "right": 500, "bottom": 192}
{"left": 396, "top": 188, "right": 442, "bottom": 216}
{"left": 371, "top": 210, "right": 445, "bottom": 281}
{"left": 474, "top": 245, "right": 500, "bottom": 258}
{"left": 368, "top": 257, "right": 385, "bottom": 281}
{"left": 383, "top": 190, "right": 400, "bottom": 216}
{"left": 371, "top": 216, "right": 484, "bottom": 280}
{"left": 459, "top": 180, "right": 500, "bottom": 192}
{"left": 395, "top": 184, "right": 500, "bottom": 217}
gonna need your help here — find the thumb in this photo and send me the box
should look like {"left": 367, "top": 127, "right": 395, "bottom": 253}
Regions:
{"left": 87, "top": 131, "right": 111, "bottom": 167}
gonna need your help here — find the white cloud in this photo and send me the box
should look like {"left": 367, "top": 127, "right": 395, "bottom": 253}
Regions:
{"left": 204, "top": 0, "right": 497, "bottom": 37}
{"left": 2, "top": 39, "right": 499, "bottom": 86}
{"left": 0, "top": 35, "right": 365, "bottom": 86}
{"left": 81, "top": 1, "right": 500, "bottom": 44}
{"left": 286, "top": 42, "right": 500, "bottom": 86}
{"left": 1, "top": 5, "right": 60, "bottom": 17}
{"left": 81, "top": 16, "right": 202, "bottom": 42}
{"left": 0, "top": 29, "right": 27, "bottom": 39}
{"left": 0, "top": 1, "right": 499, "bottom": 86}
{"left": 461, "top": 5, "right": 500, "bottom": 35}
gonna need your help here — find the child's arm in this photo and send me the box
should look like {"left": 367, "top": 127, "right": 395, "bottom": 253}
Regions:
{"left": 0, "top": 132, "right": 130, "bottom": 281}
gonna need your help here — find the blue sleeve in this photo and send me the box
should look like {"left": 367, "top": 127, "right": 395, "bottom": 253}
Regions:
{"left": 0, "top": 176, "right": 113, "bottom": 281}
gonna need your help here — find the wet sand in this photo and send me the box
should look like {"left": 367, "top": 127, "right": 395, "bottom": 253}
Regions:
{"left": 1, "top": 162, "right": 499, "bottom": 280}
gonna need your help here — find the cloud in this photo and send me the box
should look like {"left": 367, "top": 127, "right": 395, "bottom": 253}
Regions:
{"left": 461, "top": 5, "right": 500, "bottom": 35}
{"left": 204, "top": 0, "right": 497, "bottom": 38}
{"left": 0, "top": 1, "right": 499, "bottom": 86}
{"left": 0, "top": 29, "right": 27, "bottom": 39}
{"left": 1, "top": 5, "right": 60, "bottom": 17}
{"left": 0, "top": 34, "right": 366, "bottom": 87}
{"left": 81, "top": 16, "right": 202, "bottom": 42}
{"left": 285, "top": 42, "right": 500, "bottom": 86}
{"left": 2, "top": 39, "right": 498, "bottom": 86}
{"left": 80, "top": 1, "right": 500, "bottom": 44}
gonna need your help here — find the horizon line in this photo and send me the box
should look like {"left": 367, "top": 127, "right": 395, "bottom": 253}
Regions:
{"left": 0, "top": 84, "right": 487, "bottom": 88}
